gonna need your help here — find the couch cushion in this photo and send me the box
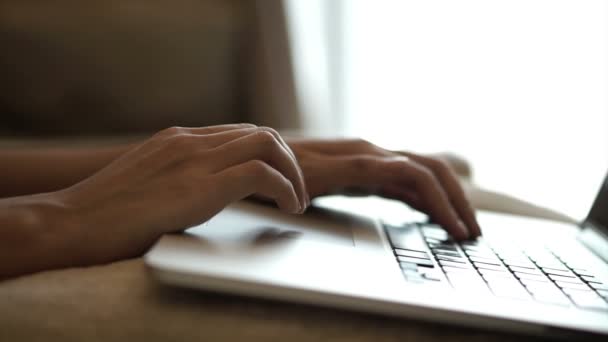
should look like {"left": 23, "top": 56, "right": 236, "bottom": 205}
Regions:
{"left": 0, "top": 0, "right": 251, "bottom": 135}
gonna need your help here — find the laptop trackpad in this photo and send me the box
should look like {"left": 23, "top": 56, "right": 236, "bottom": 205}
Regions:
{"left": 185, "top": 201, "right": 356, "bottom": 247}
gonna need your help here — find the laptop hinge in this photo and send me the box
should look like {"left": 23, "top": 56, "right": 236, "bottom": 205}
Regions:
{"left": 578, "top": 221, "right": 608, "bottom": 264}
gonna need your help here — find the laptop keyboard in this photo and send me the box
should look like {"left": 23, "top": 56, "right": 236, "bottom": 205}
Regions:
{"left": 385, "top": 222, "right": 608, "bottom": 312}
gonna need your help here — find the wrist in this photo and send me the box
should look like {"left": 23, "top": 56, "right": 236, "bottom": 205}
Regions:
{"left": 0, "top": 192, "right": 73, "bottom": 277}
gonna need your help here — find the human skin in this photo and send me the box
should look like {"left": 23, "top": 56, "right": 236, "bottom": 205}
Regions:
{"left": 0, "top": 124, "right": 480, "bottom": 278}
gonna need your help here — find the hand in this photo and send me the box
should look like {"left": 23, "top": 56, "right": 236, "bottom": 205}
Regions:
{"left": 52, "top": 124, "right": 308, "bottom": 266}
{"left": 287, "top": 138, "right": 481, "bottom": 240}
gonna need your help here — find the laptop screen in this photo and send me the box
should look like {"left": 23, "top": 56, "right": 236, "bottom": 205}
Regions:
{"left": 586, "top": 172, "right": 608, "bottom": 231}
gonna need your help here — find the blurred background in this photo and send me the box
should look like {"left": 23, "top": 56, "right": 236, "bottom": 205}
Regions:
{"left": 287, "top": 0, "right": 608, "bottom": 221}
{"left": 1, "top": 0, "right": 606, "bottom": 220}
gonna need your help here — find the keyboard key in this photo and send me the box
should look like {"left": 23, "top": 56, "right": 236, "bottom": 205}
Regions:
{"left": 532, "top": 292, "right": 571, "bottom": 306}
{"left": 519, "top": 278, "right": 551, "bottom": 287}
{"left": 430, "top": 246, "right": 459, "bottom": 254}
{"left": 509, "top": 266, "right": 542, "bottom": 274}
{"left": 428, "top": 240, "right": 456, "bottom": 247}
{"left": 436, "top": 255, "right": 466, "bottom": 263}
{"left": 398, "top": 256, "right": 434, "bottom": 267}
{"left": 469, "top": 257, "right": 501, "bottom": 266}
{"left": 461, "top": 245, "right": 492, "bottom": 254}
{"left": 549, "top": 274, "right": 583, "bottom": 284}
{"left": 460, "top": 240, "right": 483, "bottom": 247}
{"left": 474, "top": 263, "right": 505, "bottom": 271}
{"left": 439, "top": 260, "right": 471, "bottom": 269}
{"left": 535, "top": 261, "right": 568, "bottom": 270}
{"left": 482, "top": 273, "right": 517, "bottom": 283}
{"left": 442, "top": 265, "right": 477, "bottom": 274}
{"left": 488, "top": 282, "right": 531, "bottom": 300}
{"left": 581, "top": 275, "right": 601, "bottom": 284}
{"left": 564, "top": 260, "right": 593, "bottom": 269}
{"left": 571, "top": 268, "right": 594, "bottom": 277}
{"left": 569, "top": 293, "right": 608, "bottom": 311}
{"left": 502, "top": 259, "right": 536, "bottom": 269}
{"left": 477, "top": 268, "right": 509, "bottom": 276}
{"left": 526, "top": 255, "right": 558, "bottom": 264}
{"left": 555, "top": 281, "right": 590, "bottom": 291}
{"left": 494, "top": 250, "right": 526, "bottom": 258}
{"left": 447, "top": 275, "right": 489, "bottom": 292}
{"left": 399, "top": 261, "right": 418, "bottom": 271}
{"left": 561, "top": 287, "right": 594, "bottom": 296}
{"left": 419, "top": 269, "right": 444, "bottom": 282}
{"left": 524, "top": 281, "right": 560, "bottom": 294}
{"left": 433, "top": 250, "right": 462, "bottom": 258}
{"left": 421, "top": 226, "right": 449, "bottom": 240}
{"left": 541, "top": 268, "right": 576, "bottom": 277}
{"left": 590, "top": 282, "right": 608, "bottom": 291}
{"left": 514, "top": 272, "right": 548, "bottom": 282}
{"left": 465, "top": 251, "right": 500, "bottom": 261}
{"left": 425, "top": 237, "right": 445, "bottom": 245}
{"left": 402, "top": 270, "right": 425, "bottom": 283}
{"left": 395, "top": 249, "right": 430, "bottom": 259}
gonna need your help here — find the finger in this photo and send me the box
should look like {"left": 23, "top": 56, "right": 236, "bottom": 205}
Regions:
{"left": 152, "top": 126, "right": 308, "bottom": 209}
{"left": 202, "top": 126, "right": 299, "bottom": 162}
{"left": 293, "top": 138, "right": 381, "bottom": 156}
{"left": 208, "top": 131, "right": 307, "bottom": 213}
{"left": 172, "top": 126, "right": 304, "bottom": 201}
{"left": 212, "top": 160, "right": 300, "bottom": 213}
{"left": 157, "top": 123, "right": 258, "bottom": 137}
{"left": 400, "top": 152, "right": 481, "bottom": 238}
{"left": 142, "top": 124, "right": 259, "bottom": 154}
{"left": 318, "top": 155, "right": 469, "bottom": 239}
{"left": 392, "top": 159, "right": 469, "bottom": 240}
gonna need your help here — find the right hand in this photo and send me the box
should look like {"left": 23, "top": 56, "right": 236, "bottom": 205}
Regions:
{"left": 56, "top": 124, "right": 309, "bottom": 265}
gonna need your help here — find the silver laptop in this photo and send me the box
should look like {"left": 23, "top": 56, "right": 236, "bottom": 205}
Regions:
{"left": 145, "top": 172, "right": 608, "bottom": 338}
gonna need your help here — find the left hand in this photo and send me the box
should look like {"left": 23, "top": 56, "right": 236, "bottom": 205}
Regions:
{"left": 286, "top": 138, "right": 481, "bottom": 240}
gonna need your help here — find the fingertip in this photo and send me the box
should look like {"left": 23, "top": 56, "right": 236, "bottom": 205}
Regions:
{"left": 473, "top": 224, "right": 482, "bottom": 238}
{"left": 454, "top": 220, "right": 470, "bottom": 241}
{"left": 300, "top": 195, "right": 308, "bottom": 214}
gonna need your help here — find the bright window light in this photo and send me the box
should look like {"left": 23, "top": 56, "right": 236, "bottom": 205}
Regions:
{"left": 341, "top": 0, "right": 608, "bottom": 220}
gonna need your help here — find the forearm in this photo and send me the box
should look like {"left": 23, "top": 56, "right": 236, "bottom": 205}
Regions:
{"left": 0, "top": 143, "right": 134, "bottom": 198}
{"left": 0, "top": 192, "right": 75, "bottom": 278}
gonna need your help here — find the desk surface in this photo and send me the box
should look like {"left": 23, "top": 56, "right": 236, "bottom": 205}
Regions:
{"left": 0, "top": 258, "right": 551, "bottom": 342}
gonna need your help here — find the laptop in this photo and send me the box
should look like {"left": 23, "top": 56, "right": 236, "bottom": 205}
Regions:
{"left": 145, "top": 172, "right": 608, "bottom": 338}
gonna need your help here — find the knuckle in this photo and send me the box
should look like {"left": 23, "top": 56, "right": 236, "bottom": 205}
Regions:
{"left": 238, "top": 123, "right": 258, "bottom": 129}
{"left": 258, "top": 126, "right": 280, "bottom": 137}
{"left": 383, "top": 157, "right": 408, "bottom": 174}
{"left": 412, "top": 165, "right": 436, "bottom": 186}
{"left": 351, "top": 138, "right": 374, "bottom": 150}
{"left": 429, "top": 157, "right": 453, "bottom": 175}
{"left": 164, "top": 133, "right": 194, "bottom": 151}
{"left": 160, "top": 126, "right": 184, "bottom": 137}
{"left": 254, "top": 129, "right": 280, "bottom": 148}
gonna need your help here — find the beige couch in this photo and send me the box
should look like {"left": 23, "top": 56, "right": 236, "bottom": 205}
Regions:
{"left": 0, "top": 0, "right": 299, "bottom": 135}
